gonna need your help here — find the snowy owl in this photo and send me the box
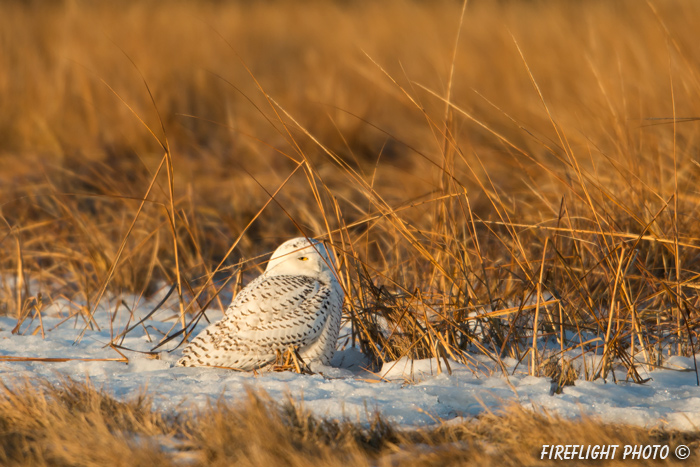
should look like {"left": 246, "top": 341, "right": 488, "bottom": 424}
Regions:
{"left": 176, "top": 237, "right": 344, "bottom": 370}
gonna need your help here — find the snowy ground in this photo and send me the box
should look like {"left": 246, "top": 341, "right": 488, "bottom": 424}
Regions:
{"left": 0, "top": 294, "right": 699, "bottom": 431}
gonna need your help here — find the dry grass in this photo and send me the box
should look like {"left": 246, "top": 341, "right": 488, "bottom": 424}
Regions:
{"left": 1, "top": 0, "right": 699, "bottom": 401}
{"left": 0, "top": 377, "right": 697, "bottom": 466}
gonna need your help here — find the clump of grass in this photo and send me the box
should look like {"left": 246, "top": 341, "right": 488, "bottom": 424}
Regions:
{"left": 0, "top": 377, "right": 697, "bottom": 466}
{"left": 0, "top": 377, "right": 172, "bottom": 466}
{"left": 541, "top": 356, "right": 579, "bottom": 395}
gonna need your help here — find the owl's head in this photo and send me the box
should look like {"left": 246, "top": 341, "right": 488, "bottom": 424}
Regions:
{"left": 265, "top": 237, "right": 338, "bottom": 278}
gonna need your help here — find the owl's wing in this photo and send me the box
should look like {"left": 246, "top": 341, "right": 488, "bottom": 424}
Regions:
{"left": 177, "top": 274, "right": 334, "bottom": 368}
{"left": 221, "top": 274, "right": 333, "bottom": 348}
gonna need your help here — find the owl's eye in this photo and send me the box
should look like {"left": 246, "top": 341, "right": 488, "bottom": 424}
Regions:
{"left": 299, "top": 256, "right": 309, "bottom": 261}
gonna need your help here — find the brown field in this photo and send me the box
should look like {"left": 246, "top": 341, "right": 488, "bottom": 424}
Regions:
{"left": 0, "top": 377, "right": 697, "bottom": 466}
{"left": 1, "top": 0, "right": 700, "bottom": 463}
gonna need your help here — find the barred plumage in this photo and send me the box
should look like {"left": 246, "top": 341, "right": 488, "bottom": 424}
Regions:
{"left": 176, "top": 237, "right": 344, "bottom": 370}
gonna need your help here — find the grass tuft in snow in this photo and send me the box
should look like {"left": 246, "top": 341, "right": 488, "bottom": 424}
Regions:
{"left": 0, "top": 377, "right": 698, "bottom": 466}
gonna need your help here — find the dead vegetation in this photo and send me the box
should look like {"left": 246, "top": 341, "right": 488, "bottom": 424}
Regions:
{"left": 0, "top": 0, "right": 699, "bottom": 430}
{"left": 0, "top": 377, "right": 696, "bottom": 466}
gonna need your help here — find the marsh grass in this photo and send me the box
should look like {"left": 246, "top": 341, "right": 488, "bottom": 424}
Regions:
{"left": 0, "top": 377, "right": 697, "bottom": 466}
{"left": 1, "top": 0, "right": 700, "bottom": 388}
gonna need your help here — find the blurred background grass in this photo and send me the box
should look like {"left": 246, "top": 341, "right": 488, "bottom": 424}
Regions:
{"left": 2, "top": 0, "right": 700, "bottom": 377}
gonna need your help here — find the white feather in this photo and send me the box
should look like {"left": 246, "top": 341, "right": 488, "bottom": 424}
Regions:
{"left": 176, "top": 238, "right": 344, "bottom": 370}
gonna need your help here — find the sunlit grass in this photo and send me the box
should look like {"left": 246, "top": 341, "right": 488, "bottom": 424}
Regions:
{"left": 0, "top": 377, "right": 696, "bottom": 466}
{"left": 1, "top": 0, "right": 699, "bottom": 385}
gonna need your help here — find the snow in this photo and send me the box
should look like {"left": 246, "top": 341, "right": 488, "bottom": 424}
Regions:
{"left": 0, "top": 295, "right": 698, "bottom": 431}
